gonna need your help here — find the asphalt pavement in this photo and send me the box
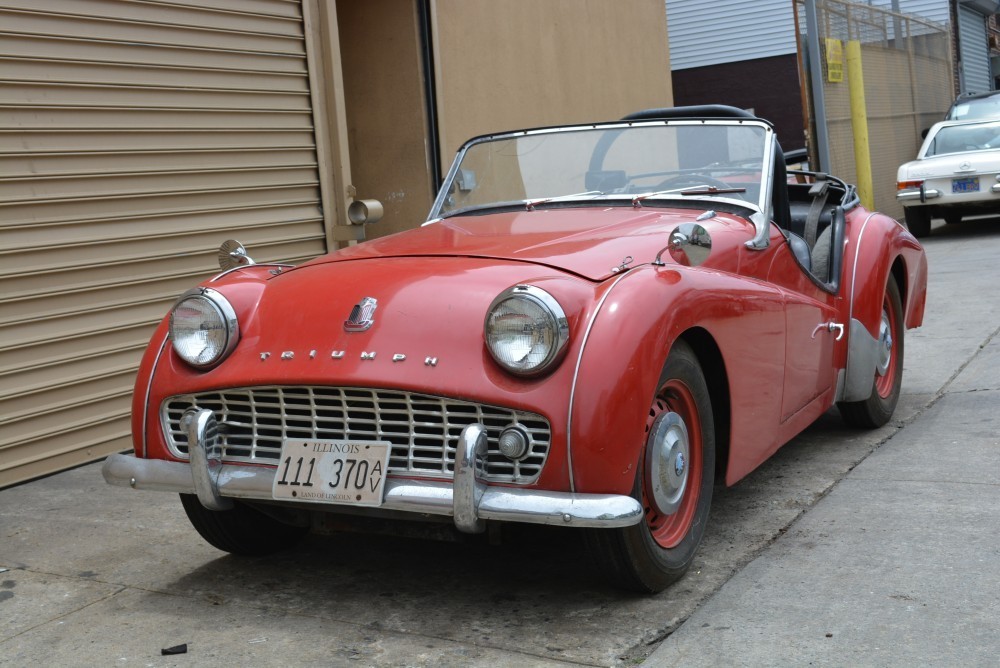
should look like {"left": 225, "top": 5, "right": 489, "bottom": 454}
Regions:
{"left": 1, "top": 215, "right": 998, "bottom": 667}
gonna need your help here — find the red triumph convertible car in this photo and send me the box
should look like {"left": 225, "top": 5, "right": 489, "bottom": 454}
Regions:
{"left": 103, "top": 106, "right": 927, "bottom": 592}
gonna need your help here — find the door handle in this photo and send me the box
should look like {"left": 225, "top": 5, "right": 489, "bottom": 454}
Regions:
{"left": 812, "top": 322, "right": 845, "bottom": 341}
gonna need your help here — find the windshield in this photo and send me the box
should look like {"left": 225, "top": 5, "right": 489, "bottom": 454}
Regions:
{"left": 946, "top": 95, "right": 1000, "bottom": 121}
{"left": 430, "top": 120, "right": 773, "bottom": 219}
{"left": 925, "top": 120, "right": 1000, "bottom": 157}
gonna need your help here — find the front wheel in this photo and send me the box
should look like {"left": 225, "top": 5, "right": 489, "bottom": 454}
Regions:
{"left": 180, "top": 494, "right": 308, "bottom": 556}
{"left": 586, "top": 340, "right": 716, "bottom": 593}
{"left": 837, "top": 276, "right": 904, "bottom": 428}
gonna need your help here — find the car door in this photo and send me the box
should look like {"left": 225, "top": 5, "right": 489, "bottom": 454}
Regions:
{"left": 739, "top": 227, "right": 840, "bottom": 423}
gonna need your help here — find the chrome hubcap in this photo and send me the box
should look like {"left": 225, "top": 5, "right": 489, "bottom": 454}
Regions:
{"left": 645, "top": 412, "right": 690, "bottom": 515}
{"left": 876, "top": 311, "right": 893, "bottom": 376}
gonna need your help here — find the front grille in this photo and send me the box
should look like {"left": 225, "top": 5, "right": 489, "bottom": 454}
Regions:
{"left": 162, "top": 386, "right": 551, "bottom": 484}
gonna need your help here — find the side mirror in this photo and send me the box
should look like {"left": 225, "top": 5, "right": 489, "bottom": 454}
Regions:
{"left": 217, "top": 239, "right": 255, "bottom": 270}
{"left": 655, "top": 223, "right": 712, "bottom": 267}
{"left": 921, "top": 127, "right": 929, "bottom": 139}
{"left": 348, "top": 199, "right": 384, "bottom": 225}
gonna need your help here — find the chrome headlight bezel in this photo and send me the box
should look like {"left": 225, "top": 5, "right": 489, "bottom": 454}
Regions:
{"left": 484, "top": 285, "right": 570, "bottom": 377}
{"left": 169, "top": 288, "right": 240, "bottom": 369}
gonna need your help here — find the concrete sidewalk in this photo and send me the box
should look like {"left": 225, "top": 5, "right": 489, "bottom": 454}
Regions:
{"left": 645, "top": 223, "right": 1000, "bottom": 666}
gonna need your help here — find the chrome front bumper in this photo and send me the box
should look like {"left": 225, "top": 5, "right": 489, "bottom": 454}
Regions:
{"left": 102, "top": 420, "right": 643, "bottom": 533}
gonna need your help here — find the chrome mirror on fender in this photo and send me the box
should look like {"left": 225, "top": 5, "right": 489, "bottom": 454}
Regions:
{"left": 217, "top": 239, "right": 256, "bottom": 270}
{"left": 654, "top": 223, "right": 712, "bottom": 267}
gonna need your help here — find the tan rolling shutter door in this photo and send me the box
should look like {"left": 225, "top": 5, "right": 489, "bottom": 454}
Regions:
{"left": 0, "top": 0, "right": 328, "bottom": 486}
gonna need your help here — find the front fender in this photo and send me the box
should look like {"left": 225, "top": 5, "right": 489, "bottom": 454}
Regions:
{"left": 568, "top": 264, "right": 788, "bottom": 495}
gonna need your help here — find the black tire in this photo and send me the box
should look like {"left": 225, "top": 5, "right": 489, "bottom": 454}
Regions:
{"left": 944, "top": 212, "right": 963, "bottom": 226}
{"left": 586, "top": 340, "right": 716, "bottom": 593}
{"left": 904, "top": 207, "right": 931, "bottom": 237}
{"left": 838, "top": 276, "right": 904, "bottom": 428}
{"left": 180, "top": 494, "right": 308, "bottom": 556}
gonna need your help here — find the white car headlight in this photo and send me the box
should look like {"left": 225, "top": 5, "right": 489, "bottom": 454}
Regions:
{"left": 169, "top": 288, "right": 239, "bottom": 368}
{"left": 484, "top": 285, "right": 569, "bottom": 376}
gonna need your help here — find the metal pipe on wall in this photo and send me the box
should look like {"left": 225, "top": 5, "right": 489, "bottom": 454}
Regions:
{"left": 804, "top": 0, "right": 831, "bottom": 173}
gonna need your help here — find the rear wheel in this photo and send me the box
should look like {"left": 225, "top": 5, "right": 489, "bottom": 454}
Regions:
{"left": 586, "top": 341, "right": 715, "bottom": 593}
{"left": 944, "top": 211, "right": 963, "bottom": 226}
{"left": 838, "top": 276, "right": 904, "bottom": 428}
{"left": 180, "top": 494, "right": 308, "bottom": 556}
{"left": 903, "top": 207, "right": 931, "bottom": 237}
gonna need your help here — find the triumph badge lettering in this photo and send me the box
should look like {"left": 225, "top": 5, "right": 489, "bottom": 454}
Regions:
{"left": 344, "top": 296, "right": 377, "bottom": 332}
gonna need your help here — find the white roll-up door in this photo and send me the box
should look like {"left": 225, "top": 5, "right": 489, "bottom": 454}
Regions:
{"left": 0, "top": 0, "right": 329, "bottom": 486}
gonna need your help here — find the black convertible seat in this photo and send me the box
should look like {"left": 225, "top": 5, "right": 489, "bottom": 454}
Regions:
{"left": 787, "top": 199, "right": 835, "bottom": 239}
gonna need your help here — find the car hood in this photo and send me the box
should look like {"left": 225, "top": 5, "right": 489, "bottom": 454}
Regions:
{"left": 301, "top": 206, "right": 749, "bottom": 281}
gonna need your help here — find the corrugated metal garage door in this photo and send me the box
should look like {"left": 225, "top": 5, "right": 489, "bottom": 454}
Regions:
{"left": 958, "top": 6, "right": 992, "bottom": 93}
{"left": 0, "top": 0, "right": 329, "bottom": 486}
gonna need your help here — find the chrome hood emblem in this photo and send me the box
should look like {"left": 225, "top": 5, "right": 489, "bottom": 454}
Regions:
{"left": 344, "top": 297, "right": 377, "bottom": 332}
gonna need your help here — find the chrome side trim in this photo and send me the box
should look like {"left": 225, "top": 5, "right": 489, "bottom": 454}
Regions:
{"left": 141, "top": 333, "right": 170, "bottom": 459}
{"left": 209, "top": 263, "right": 294, "bottom": 283}
{"left": 185, "top": 408, "right": 232, "bottom": 510}
{"left": 102, "top": 453, "right": 644, "bottom": 530}
{"left": 567, "top": 270, "right": 632, "bottom": 493}
{"left": 848, "top": 212, "right": 878, "bottom": 332}
{"left": 840, "top": 318, "right": 880, "bottom": 402}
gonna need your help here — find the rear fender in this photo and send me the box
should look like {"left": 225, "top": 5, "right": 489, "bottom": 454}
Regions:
{"left": 841, "top": 212, "right": 927, "bottom": 401}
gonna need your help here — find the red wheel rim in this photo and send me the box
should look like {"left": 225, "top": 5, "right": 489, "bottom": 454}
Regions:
{"left": 643, "top": 379, "right": 703, "bottom": 549}
{"left": 875, "top": 290, "right": 898, "bottom": 399}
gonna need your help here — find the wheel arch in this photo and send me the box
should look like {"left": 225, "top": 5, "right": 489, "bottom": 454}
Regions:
{"left": 678, "top": 327, "right": 730, "bottom": 482}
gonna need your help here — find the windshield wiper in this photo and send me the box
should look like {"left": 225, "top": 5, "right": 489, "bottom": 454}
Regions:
{"left": 525, "top": 190, "right": 603, "bottom": 211}
{"left": 632, "top": 185, "right": 746, "bottom": 207}
{"left": 680, "top": 186, "right": 746, "bottom": 196}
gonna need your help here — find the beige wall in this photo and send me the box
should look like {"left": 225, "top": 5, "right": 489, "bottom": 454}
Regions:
{"left": 431, "top": 0, "right": 673, "bottom": 163}
{"left": 337, "top": 0, "right": 436, "bottom": 238}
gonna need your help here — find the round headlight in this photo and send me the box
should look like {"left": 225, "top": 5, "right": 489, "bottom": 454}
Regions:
{"left": 169, "top": 288, "right": 239, "bottom": 368}
{"left": 485, "top": 285, "right": 569, "bottom": 376}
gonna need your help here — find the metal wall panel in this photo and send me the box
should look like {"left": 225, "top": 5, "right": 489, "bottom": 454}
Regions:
{"left": 666, "top": 0, "right": 951, "bottom": 71}
{"left": 0, "top": 0, "right": 328, "bottom": 486}
{"left": 666, "top": 0, "right": 798, "bottom": 70}
{"left": 958, "top": 5, "right": 993, "bottom": 91}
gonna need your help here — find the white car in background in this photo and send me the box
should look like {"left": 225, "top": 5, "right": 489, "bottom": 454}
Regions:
{"left": 897, "top": 118, "right": 1000, "bottom": 237}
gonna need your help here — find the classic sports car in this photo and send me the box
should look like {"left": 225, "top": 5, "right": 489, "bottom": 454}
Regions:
{"left": 897, "top": 117, "right": 1000, "bottom": 237}
{"left": 103, "top": 106, "right": 927, "bottom": 592}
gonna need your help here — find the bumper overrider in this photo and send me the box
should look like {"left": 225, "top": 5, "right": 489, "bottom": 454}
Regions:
{"left": 102, "top": 411, "right": 643, "bottom": 533}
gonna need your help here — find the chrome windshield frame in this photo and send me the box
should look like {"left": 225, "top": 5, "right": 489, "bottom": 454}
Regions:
{"left": 426, "top": 119, "right": 778, "bottom": 250}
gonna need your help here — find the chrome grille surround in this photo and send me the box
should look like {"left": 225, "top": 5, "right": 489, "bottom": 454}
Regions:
{"left": 162, "top": 386, "right": 551, "bottom": 484}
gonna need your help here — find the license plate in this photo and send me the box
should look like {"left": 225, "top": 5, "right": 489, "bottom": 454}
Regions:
{"left": 952, "top": 177, "right": 980, "bottom": 194}
{"left": 272, "top": 439, "right": 391, "bottom": 506}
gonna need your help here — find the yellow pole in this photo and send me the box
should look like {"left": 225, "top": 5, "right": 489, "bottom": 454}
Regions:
{"left": 846, "top": 40, "right": 874, "bottom": 211}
